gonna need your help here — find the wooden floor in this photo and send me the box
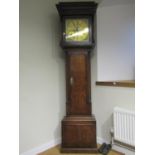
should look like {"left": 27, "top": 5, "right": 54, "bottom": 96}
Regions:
{"left": 38, "top": 145, "right": 125, "bottom": 155}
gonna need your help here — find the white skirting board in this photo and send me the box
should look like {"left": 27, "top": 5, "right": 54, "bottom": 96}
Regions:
{"left": 20, "top": 137, "right": 134, "bottom": 155}
{"left": 21, "top": 137, "right": 104, "bottom": 155}
{"left": 112, "top": 145, "right": 135, "bottom": 155}
{"left": 97, "top": 137, "right": 134, "bottom": 155}
{"left": 20, "top": 138, "right": 61, "bottom": 155}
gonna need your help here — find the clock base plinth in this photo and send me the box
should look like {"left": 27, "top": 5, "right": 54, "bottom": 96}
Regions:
{"left": 61, "top": 147, "right": 98, "bottom": 153}
{"left": 61, "top": 115, "right": 97, "bottom": 153}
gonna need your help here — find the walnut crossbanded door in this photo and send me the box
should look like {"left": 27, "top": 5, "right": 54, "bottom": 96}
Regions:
{"left": 66, "top": 50, "right": 91, "bottom": 115}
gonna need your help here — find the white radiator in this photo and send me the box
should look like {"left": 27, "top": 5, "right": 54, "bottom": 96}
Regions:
{"left": 113, "top": 107, "right": 135, "bottom": 147}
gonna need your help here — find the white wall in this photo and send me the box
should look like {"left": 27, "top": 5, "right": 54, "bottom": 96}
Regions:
{"left": 20, "top": 0, "right": 135, "bottom": 154}
{"left": 91, "top": 0, "right": 135, "bottom": 143}
{"left": 91, "top": 50, "right": 135, "bottom": 142}
{"left": 97, "top": 0, "right": 135, "bottom": 81}
{"left": 19, "top": 0, "right": 65, "bottom": 153}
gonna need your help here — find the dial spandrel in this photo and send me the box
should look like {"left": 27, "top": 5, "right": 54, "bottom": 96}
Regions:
{"left": 65, "top": 18, "right": 89, "bottom": 42}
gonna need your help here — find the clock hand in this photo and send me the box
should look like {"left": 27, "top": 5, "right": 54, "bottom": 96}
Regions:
{"left": 72, "top": 20, "right": 78, "bottom": 31}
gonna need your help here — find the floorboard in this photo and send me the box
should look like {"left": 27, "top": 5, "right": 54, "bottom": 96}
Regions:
{"left": 38, "top": 145, "right": 125, "bottom": 155}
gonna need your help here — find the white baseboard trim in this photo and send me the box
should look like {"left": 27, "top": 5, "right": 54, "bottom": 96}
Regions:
{"left": 20, "top": 138, "right": 61, "bottom": 155}
{"left": 20, "top": 137, "right": 109, "bottom": 155}
{"left": 112, "top": 145, "right": 135, "bottom": 155}
{"left": 97, "top": 137, "right": 134, "bottom": 155}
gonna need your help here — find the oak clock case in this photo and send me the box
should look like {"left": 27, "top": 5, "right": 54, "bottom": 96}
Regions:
{"left": 56, "top": 2, "right": 98, "bottom": 153}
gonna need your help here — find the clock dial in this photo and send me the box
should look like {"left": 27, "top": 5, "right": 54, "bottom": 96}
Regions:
{"left": 65, "top": 18, "right": 89, "bottom": 42}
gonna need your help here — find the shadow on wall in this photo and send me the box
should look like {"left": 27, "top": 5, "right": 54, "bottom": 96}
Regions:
{"left": 101, "top": 114, "right": 113, "bottom": 143}
{"left": 49, "top": 11, "right": 65, "bottom": 141}
{"left": 49, "top": 11, "right": 64, "bottom": 59}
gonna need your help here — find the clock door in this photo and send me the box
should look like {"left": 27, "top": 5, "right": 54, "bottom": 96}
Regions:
{"left": 66, "top": 50, "right": 91, "bottom": 115}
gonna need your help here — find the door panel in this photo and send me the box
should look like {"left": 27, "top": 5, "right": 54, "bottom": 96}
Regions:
{"left": 62, "top": 118, "right": 97, "bottom": 148}
{"left": 62, "top": 125, "right": 79, "bottom": 147}
{"left": 66, "top": 51, "right": 91, "bottom": 115}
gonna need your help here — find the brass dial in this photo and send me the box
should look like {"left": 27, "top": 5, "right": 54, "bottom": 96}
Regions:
{"left": 65, "top": 18, "right": 89, "bottom": 42}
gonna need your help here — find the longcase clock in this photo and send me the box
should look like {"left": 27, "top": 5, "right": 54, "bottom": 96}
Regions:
{"left": 56, "top": 2, "right": 98, "bottom": 153}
